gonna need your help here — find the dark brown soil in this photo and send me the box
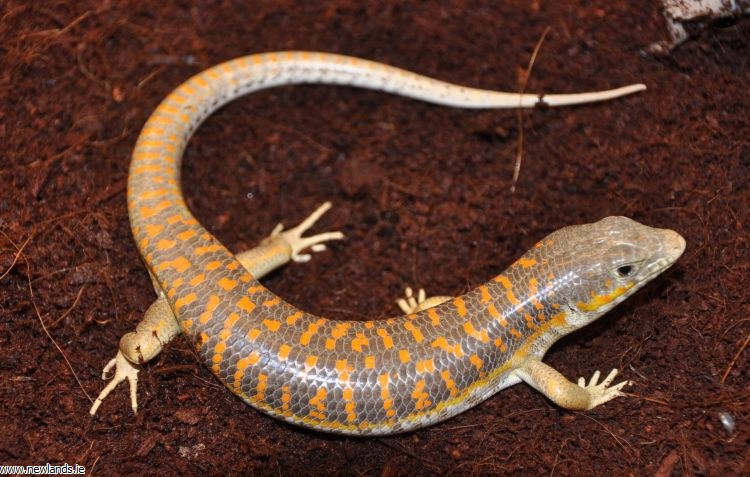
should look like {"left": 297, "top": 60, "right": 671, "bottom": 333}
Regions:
{"left": 2, "top": 1, "right": 748, "bottom": 475}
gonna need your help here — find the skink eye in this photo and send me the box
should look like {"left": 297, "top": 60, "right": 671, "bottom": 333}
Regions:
{"left": 616, "top": 265, "right": 634, "bottom": 278}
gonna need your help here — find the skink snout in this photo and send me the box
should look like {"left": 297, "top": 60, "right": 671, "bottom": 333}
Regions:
{"left": 660, "top": 228, "right": 686, "bottom": 262}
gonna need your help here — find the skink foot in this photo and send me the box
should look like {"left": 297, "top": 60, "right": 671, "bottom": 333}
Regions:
{"left": 89, "top": 351, "right": 140, "bottom": 416}
{"left": 396, "top": 286, "right": 451, "bottom": 314}
{"left": 577, "top": 369, "right": 632, "bottom": 410}
{"left": 265, "top": 202, "right": 344, "bottom": 262}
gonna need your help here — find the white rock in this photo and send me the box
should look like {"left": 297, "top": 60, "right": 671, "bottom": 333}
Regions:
{"left": 650, "top": 0, "right": 750, "bottom": 53}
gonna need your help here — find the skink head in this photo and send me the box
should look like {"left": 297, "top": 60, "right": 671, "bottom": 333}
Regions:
{"left": 541, "top": 216, "right": 685, "bottom": 326}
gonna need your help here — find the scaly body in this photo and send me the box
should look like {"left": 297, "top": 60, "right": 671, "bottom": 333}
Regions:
{"left": 116, "top": 51, "right": 683, "bottom": 435}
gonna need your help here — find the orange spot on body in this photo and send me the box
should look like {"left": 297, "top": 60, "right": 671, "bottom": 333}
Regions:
{"left": 139, "top": 138, "right": 165, "bottom": 148}
{"left": 453, "top": 297, "right": 467, "bottom": 317}
{"left": 233, "top": 351, "right": 259, "bottom": 390}
{"left": 495, "top": 275, "right": 513, "bottom": 290}
{"left": 263, "top": 319, "right": 281, "bottom": 332}
{"left": 300, "top": 319, "right": 324, "bottom": 346}
{"left": 431, "top": 336, "right": 464, "bottom": 358}
{"left": 494, "top": 337, "right": 507, "bottom": 353}
{"left": 286, "top": 311, "right": 303, "bottom": 325}
{"left": 332, "top": 323, "right": 351, "bottom": 339}
{"left": 463, "top": 321, "right": 489, "bottom": 343}
{"left": 305, "top": 355, "right": 318, "bottom": 369}
{"left": 335, "top": 359, "right": 349, "bottom": 373}
{"left": 145, "top": 224, "right": 164, "bottom": 237}
{"left": 377, "top": 328, "right": 394, "bottom": 349}
{"left": 344, "top": 396, "right": 357, "bottom": 422}
{"left": 134, "top": 164, "right": 163, "bottom": 175}
{"left": 416, "top": 359, "right": 435, "bottom": 374}
{"left": 351, "top": 333, "right": 369, "bottom": 352}
{"left": 404, "top": 322, "right": 424, "bottom": 342}
{"left": 157, "top": 256, "right": 192, "bottom": 273}
{"left": 441, "top": 369, "right": 459, "bottom": 396}
{"left": 399, "top": 349, "right": 410, "bottom": 363}
{"left": 199, "top": 295, "right": 221, "bottom": 324}
{"left": 309, "top": 387, "right": 327, "bottom": 414}
{"left": 195, "top": 244, "right": 222, "bottom": 256}
{"left": 223, "top": 313, "right": 239, "bottom": 330}
{"left": 411, "top": 379, "right": 431, "bottom": 410}
{"left": 263, "top": 296, "right": 281, "bottom": 307}
{"left": 254, "top": 373, "right": 267, "bottom": 402}
{"left": 212, "top": 342, "right": 226, "bottom": 371}
{"left": 479, "top": 285, "right": 491, "bottom": 303}
{"left": 237, "top": 296, "right": 256, "bottom": 313}
{"left": 517, "top": 257, "right": 537, "bottom": 268}
{"left": 140, "top": 200, "right": 172, "bottom": 219}
{"left": 427, "top": 308, "right": 441, "bottom": 326}
{"left": 218, "top": 277, "right": 238, "bottom": 291}
{"left": 379, "top": 373, "right": 395, "bottom": 418}
{"left": 470, "top": 354, "right": 483, "bottom": 371}
{"left": 281, "top": 385, "right": 291, "bottom": 411}
{"left": 278, "top": 344, "right": 291, "bottom": 360}
{"left": 174, "top": 292, "right": 196, "bottom": 311}
{"left": 524, "top": 313, "right": 536, "bottom": 329}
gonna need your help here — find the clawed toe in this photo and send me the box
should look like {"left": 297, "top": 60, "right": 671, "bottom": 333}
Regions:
{"left": 268, "top": 202, "right": 344, "bottom": 262}
{"left": 396, "top": 286, "right": 452, "bottom": 314}
{"left": 396, "top": 286, "right": 427, "bottom": 314}
{"left": 578, "top": 368, "right": 632, "bottom": 410}
{"left": 89, "top": 351, "right": 140, "bottom": 416}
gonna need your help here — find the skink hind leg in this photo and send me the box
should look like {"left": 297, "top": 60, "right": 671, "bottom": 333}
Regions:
{"left": 89, "top": 298, "right": 176, "bottom": 416}
{"left": 513, "top": 356, "right": 632, "bottom": 411}
{"left": 89, "top": 351, "right": 139, "bottom": 415}
{"left": 90, "top": 203, "right": 343, "bottom": 416}
{"left": 396, "top": 286, "right": 452, "bottom": 314}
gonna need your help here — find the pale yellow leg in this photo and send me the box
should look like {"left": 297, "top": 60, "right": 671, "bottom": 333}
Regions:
{"left": 90, "top": 203, "right": 343, "bottom": 416}
{"left": 89, "top": 298, "right": 176, "bottom": 415}
{"left": 89, "top": 351, "right": 139, "bottom": 415}
{"left": 513, "top": 356, "right": 632, "bottom": 411}
{"left": 261, "top": 201, "right": 344, "bottom": 263}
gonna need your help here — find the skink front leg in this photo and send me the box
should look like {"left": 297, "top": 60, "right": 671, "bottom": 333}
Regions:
{"left": 512, "top": 356, "right": 632, "bottom": 411}
{"left": 89, "top": 203, "right": 343, "bottom": 416}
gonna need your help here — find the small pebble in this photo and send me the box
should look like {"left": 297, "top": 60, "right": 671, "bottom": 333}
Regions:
{"left": 718, "top": 411, "right": 735, "bottom": 434}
